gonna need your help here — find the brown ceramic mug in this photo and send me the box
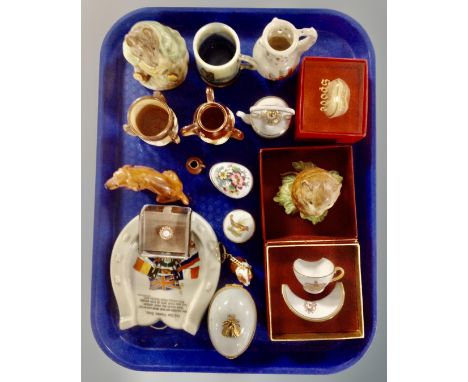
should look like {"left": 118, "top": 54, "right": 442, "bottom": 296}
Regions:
{"left": 123, "top": 91, "right": 180, "bottom": 146}
{"left": 181, "top": 87, "right": 243, "bottom": 145}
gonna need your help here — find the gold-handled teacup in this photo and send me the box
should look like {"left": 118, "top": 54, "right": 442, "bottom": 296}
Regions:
{"left": 293, "top": 258, "right": 344, "bottom": 294}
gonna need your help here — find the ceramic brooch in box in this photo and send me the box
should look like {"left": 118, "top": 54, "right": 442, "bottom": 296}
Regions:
{"left": 295, "top": 57, "right": 368, "bottom": 143}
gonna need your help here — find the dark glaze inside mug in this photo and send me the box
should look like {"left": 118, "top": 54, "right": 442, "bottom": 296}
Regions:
{"left": 199, "top": 104, "right": 226, "bottom": 132}
{"left": 135, "top": 104, "right": 170, "bottom": 136}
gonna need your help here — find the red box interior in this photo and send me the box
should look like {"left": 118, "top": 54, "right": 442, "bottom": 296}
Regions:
{"left": 259, "top": 146, "right": 357, "bottom": 242}
{"left": 296, "top": 57, "right": 368, "bottom": 143}
{"left": 265, "top": 243, "right": 363, "bottom": 340}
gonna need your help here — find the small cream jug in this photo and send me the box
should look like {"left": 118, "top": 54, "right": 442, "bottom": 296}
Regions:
{"left": 252, "top": 18, "right": 318, "bottom": 80}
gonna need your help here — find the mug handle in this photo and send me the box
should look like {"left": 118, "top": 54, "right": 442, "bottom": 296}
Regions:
{"left": 206, "top": 87, "right": 215, "bottom": 103}
{"left": 230, "top": 128, "right": 244, "bottom": 141}
{"left": 297, "top": 27, "right": 318, "bottom": 53}
{"left": 169, "top": 130, "right": 181, "bottom": 144}
{"left": 331, "top": 267, "right": 345, "bottom": 282}
{"left": 181, "top": 123, "right": 199, "bottom": 137}
{"left": 240, "top": 54, "right": 257, "bottom": 71}
{"left": 123, "top": 123, "right": 137, "bottom": 136}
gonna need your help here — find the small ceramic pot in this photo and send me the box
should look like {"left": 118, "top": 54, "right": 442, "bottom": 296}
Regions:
{"left": 123, "top": 91, "right": 180, "bottom": 146}
{"left": 185, "top": 157, "right": 206, "bottom": 175}
{"left": 237, "top": 96, "right": 295, "bottom": 138}
{"left": 181, "top": 87, "right": 243, "bottom": 145}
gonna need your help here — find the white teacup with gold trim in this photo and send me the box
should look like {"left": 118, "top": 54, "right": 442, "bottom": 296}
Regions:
{"left": 293, "top": 258, "right": 344, "bottom": 294}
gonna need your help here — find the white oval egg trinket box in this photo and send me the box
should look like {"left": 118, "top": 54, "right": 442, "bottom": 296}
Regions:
{"left": 209, "top": 162, "right": 253, "bottom": 199}
{"left": 208, "top": 284, "right": 257, "bottom": 359}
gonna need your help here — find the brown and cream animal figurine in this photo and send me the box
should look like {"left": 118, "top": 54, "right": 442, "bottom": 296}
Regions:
{"left": 105, "top": 165, "right": 189, "bottom": 205}
{"left": 123, "top": 21, "right": 189, "bottom": 90}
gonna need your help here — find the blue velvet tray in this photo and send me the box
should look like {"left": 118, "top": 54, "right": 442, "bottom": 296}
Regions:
{"left": 91, "top": 7, "right": 376, "bottom": 374}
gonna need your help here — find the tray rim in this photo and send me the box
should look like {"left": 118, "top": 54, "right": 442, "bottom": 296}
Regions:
{"left": 91, "top": 6, "right": 377, "bottom": 374}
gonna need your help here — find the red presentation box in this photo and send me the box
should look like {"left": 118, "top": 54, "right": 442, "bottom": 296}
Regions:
{"left": 259, "top": 146, "right": 363, "bottom": 341}
{"left": 295, "top": 57, "right": 368, "bottom": 143}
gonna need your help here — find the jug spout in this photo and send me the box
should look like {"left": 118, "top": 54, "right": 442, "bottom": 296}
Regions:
{"left": 236, "top": 111, "right": 252, "bottom": 125}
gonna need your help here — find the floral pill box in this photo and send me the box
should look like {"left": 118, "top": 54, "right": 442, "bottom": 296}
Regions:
{"left": 91, "top": 7, "right": 376, "bottom": 375}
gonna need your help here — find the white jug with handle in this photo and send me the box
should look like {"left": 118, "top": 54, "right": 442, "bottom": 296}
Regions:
{"left": 252, "top": 18, "right": 318, "bottom": 80}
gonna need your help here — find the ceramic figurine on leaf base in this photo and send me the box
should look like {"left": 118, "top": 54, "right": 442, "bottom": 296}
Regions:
{"left": 123, "top": 21, "right": 189, "bottom": 90}
{"left": 274, "top": 161, "right": 342, "bottom": 224}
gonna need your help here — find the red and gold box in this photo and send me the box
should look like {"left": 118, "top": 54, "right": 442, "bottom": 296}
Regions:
{"left": 295, "top": 57, "right": 368, "bottom": 143}
{"left": 259, "top": 146, "right": 364, "bottom": 341}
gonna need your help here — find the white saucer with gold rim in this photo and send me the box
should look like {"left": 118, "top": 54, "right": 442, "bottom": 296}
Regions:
{"left": 281, "top": 282, "right": 345, "bottom": 322}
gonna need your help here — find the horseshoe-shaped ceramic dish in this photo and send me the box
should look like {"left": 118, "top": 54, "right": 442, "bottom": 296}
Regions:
{"left": 110, "top": 211, "right": 220, "bottom": 335}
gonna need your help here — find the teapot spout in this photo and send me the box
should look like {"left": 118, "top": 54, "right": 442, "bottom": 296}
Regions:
{"left": 236, "top": 111, "right": 252, "bottom": 126}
